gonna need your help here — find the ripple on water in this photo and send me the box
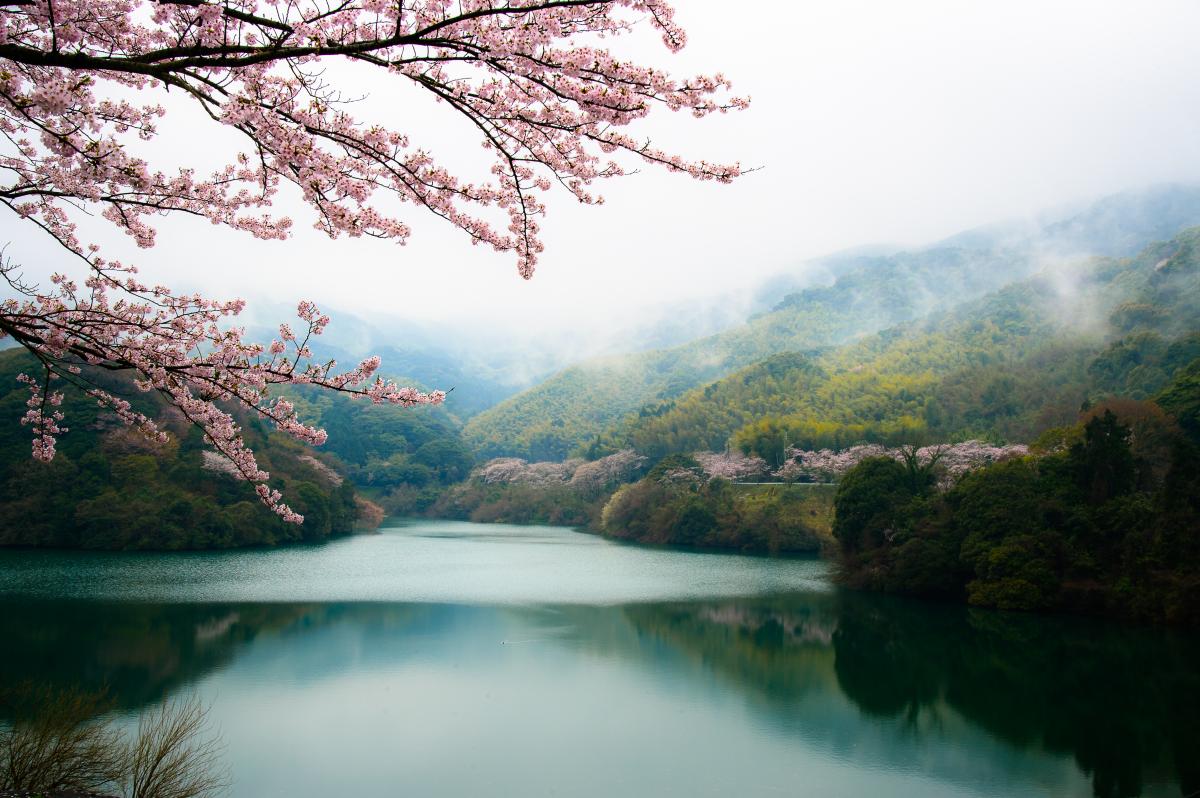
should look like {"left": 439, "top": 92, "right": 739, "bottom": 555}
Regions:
{"left": 0, "top": 518, "right": 832, "bottom": 604}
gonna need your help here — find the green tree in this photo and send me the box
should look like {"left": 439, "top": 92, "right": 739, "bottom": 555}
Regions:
{"left": 1070, "top": 410, "right": 1135, "bottom": 503}
{"left": 833, "top": 457, "right": 918, "bottom": 555}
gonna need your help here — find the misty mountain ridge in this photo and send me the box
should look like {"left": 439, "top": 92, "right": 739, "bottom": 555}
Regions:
{"left": 603, "top": 225, "right": 1200, "bottom": 460}
{"left": 462, "top": 183, "right": 1200, "bottom": 459}
{"left": 174, "top": 182, "right": 1200, "bottom": 431}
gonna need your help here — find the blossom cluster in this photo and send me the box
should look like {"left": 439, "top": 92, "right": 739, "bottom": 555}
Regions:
{"left": 774, "top": 445, "right": 891, "bottom": 483}
{"left": 3, "top": 287, "right": 444, "bottom": 522}
{"left": 200, "top": 451, "right": 241, "bottom": 479}
{"left": 568, "top": 450, "right": 647, "bottom": 493}
{"left": 1, "top": 0, "right": 744, "bottom": 277}
{"left": 298, "top": 455, "right": 345, "bottom": 487}
{"left": 775, "top": 441, "right": 1030, "bottom": 487}
{"left": 930, "top": 441, "right": 1031, "bottom": 480}
{"left": 693, "top": 450, "right": 770, "bottom": 482}
{"left": 475, "top": 449, "right": 644, "bottom": 491}
{"left": 475, "top": 457, "right": 583, "bottom": 487}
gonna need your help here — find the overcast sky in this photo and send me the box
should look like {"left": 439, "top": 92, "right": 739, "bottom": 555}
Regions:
{"left": 7, "top": 0, "right": 1200, "bottom": 346}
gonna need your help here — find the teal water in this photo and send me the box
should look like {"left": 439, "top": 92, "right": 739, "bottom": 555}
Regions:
{"left": 1, "top": 520, "right": 1196, "bottom": 797}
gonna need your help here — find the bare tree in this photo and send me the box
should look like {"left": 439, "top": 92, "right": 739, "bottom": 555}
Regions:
{"left": 0, "top": 686, "right": 228, "bottom": 798}
{"left": 123, "top": 695, "right": 228, "bottom": 798}
{"left": 0, "top": 683, "right": 125, "bottom": 793}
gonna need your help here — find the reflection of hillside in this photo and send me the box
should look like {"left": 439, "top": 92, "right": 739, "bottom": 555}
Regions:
{"left": 832, "top": 592, "right": 1200, "bottom": 798}
{"left": 5, "top": 594, "right": 1198, "bottom": 798}
{"left": 0, "top": 601, "right": 434, "bottom": 717}
{"left": 619, "top": 594, "right": 842, "bottom": 706}
{"left": 616, "top": 591, "right": 1200, "bottom": 798}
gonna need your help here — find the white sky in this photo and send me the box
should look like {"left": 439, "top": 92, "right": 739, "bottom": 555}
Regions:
{"left": 6, "top": 0, "right": 1200, "bottom": 345}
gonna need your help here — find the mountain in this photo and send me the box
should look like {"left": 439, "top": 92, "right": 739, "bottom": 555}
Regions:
{"left": 246, "top": 292, "right": 772, "bottom": 421}
{"left": 950, "top": 182, "right": 1200, "bottom": 256}
{"left": 279, "top": 385, "right": 473, "bottom": 516}
{"left": 601, "top": 227, "right": 1200, "bottom": 460}
{"left": 241, "top": 310, "right": 532, "bottom": 421}
{"left": 463, "top": 184, "right": 1200, "bottom": 460}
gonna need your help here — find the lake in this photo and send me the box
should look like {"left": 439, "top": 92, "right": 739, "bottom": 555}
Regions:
{"left": 1, "top": 520, "right": 1196, "bottom": 797}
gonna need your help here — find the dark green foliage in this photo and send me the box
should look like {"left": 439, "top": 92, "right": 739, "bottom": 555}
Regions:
{"left": 832, "top": 453, "right": 965, "bottom": 597}
{"left": 832, "top": 457, "right": 914, "bottom": 554}
{"left": 835, "top": 402, "right": 1200, "bottom": 624}
{"left": 281, "top": 384, "right": 473, "bottom": 490}
{"left": 1157, "top": 358, "right": 1200, "bottom": 442}
{"left": 1071, "top": 411, "right": 1135, "bottom": 503}
{"left": 411, "top": 438, "right": 473, "bottom": 482}
{"left": 1084, "top": 331, "right": 1200, "bottom": 400}
{"left": 670, "top": 500, "right": 719, "bottom": 545}
{"left": 0, "top": 351, "right": 358, "bottom": 550}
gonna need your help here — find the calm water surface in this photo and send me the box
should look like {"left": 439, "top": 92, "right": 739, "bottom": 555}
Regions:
{"left": 1, "top": 520, "right": 1196, "bottom": 797}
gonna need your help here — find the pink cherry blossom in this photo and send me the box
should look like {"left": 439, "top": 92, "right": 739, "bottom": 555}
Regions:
{"left": 475, "top": 456, "right": 582, "bottom": 487}
{"left": 0, "top": 1, "right": 744, "bottom": 521}
{"left": 774, "top": 441, "right": 1029, "bottom": 488}
{"left": 475, "top": 449, "right": 644, "bottom": 492}
{"left": 693, "top": 450, "right": 768, "bottom": 482}
{"left": 569, "top": 449, "right": 646, "bottom": 492}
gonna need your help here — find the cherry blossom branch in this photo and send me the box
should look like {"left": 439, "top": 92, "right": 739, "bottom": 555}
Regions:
{"left": 0, "top": 0, "right": 745, "bottom": 521}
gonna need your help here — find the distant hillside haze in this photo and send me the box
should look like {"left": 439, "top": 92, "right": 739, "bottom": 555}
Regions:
{"left": 463, "top": 184, "right": 1200, "bottom": 460}
{"left": 605, "top": 227, "right": 1200, "bottom": 460}
{"left": 224, "top": 183, "right": 1200, "bottom": 432}
{"left": 935, "top": 183, "right": 1200, "bottom": 257}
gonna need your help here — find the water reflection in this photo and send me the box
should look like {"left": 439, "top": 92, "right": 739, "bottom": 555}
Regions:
{"left": 829, "top": 594, "right": 1200, "bottom": 798}
{"left": 1, "top": 593, "right": 1196, "bottom": 797}
{"left": 623, "top": 593, "right": 1200, "bottom": 797}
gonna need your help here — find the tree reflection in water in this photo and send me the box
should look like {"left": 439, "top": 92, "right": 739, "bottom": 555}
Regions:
{"left": 625, "top": 592, "right": 1199, "bottom": 798}
{"left": 831, "top": 593, "right": 1200, "bottom": 798}
{"left": 2, "top": 595, "right": 1197, "bottom": 798}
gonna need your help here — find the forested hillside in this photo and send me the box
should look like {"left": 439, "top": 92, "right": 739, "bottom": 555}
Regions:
{"left": 464, "top": 248, "right": 1039, "bottom": 460}
{"left": 464, "top": 185, "right": 1200, "bottom": 460}
{"left": 598, "top": 228, "right": 1200, "bottom": 461}
{"left": 830, "top": 379, "right": 1200, "bottom": 623}
{"left": 281, "top": 385, "right": 474, "bottom": 514}
{"left": 0, "top": 351, "right": 359, "bottom": 549}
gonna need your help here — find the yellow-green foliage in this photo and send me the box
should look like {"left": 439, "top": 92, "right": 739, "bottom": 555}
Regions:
{"left": 465, "top": 246, "right": 1048, "bottom": 459}
{"left": 602, "top": 230, "right": 1200, "bottom": 460}
{"left": 601, "top": 476, "right": 833, "bottom": 554}
{"left": 426, "top": 481, "right": 603, "bottom": 527}
{"left": 468, "top": 228, "right": 1200, "bottom": 464}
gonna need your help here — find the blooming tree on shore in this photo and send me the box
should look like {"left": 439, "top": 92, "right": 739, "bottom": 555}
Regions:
{"left": 0, "top": 1, "right": 745, "bottom": 520}
{"left": 569, "top": 449, "right": 646, "bottom": 493}
{"left": 775, "top": 441, "right": 1030, "bottom": 487}
{"left": 692, "top": 450, "right": 768, "bottom": 482}
{"left": 474, "top": 449, "right": 644, "bottom": 492}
